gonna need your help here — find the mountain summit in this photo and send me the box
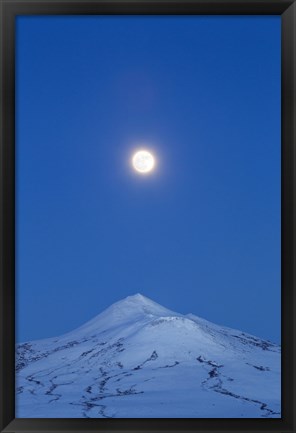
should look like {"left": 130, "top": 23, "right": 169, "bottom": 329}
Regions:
{"left": 16, "top": 294, "right": 281, "bottom": 418}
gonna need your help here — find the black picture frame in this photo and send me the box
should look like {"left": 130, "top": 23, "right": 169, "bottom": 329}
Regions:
{"left": 0, "top": 0, "right": 295, "bottom": 432}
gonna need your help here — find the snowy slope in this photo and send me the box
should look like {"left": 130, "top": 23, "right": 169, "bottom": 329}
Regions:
{"left": 16, "top": 293, "right": 281, "bottom": 418}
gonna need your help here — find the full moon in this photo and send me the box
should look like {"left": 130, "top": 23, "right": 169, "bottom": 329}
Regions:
{"left": 132, "top": 150, "right": 155, "bottom": 174}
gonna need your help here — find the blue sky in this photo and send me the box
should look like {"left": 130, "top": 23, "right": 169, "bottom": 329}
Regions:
{"left": 16, "top": 15, "right": 281, "bottom": 344}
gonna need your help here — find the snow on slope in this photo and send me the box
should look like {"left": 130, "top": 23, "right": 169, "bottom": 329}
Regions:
{"left": 16, "top": 293, "right": 281, "bottom": 418}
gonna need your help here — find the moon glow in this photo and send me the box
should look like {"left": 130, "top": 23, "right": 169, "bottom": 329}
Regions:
{"left": 132, "top": 150, "right": 155, "bottom": 174}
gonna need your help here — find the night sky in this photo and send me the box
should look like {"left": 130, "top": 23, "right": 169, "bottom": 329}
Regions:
{"left": 16, "top": 15, "right": 281, "bottom": 343}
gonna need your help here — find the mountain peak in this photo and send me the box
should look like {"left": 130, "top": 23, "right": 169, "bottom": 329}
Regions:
{"left": 122, "top": 293, "right": 166, "bottom": 307}
{"left": 71, "top": 293, "right": 179, "bottom": 337}
{"left": 110, "top": 293, "right": 177, "bottom": 317}
{"left": 125, "top": 293, "right": 151, "bottom": 302}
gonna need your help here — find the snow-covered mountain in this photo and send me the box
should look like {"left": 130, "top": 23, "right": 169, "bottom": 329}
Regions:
{"left": 16, "top": 293, "right": 281, "bottom": 418}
